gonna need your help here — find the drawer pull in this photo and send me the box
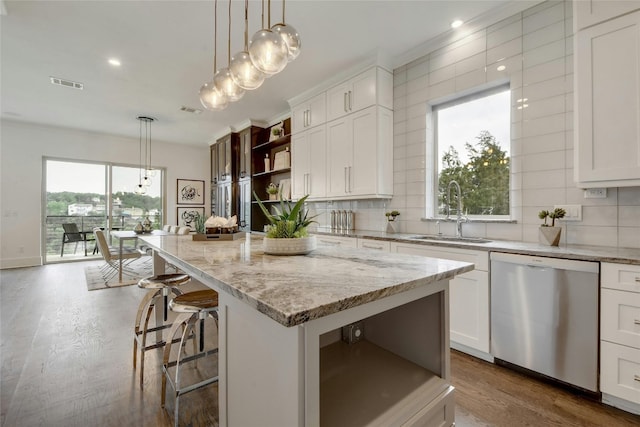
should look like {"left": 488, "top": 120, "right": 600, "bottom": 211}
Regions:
{"left": 635, "top": 319, "right": 640, "bottom": 325}
{"left": 362, "top": 244, "right": 383, "bottom": 250}
{"left": 635, "top": 375, "right": 640, "bottom": 382}
{"left": 635, "top": 276, "right": 640, "bottom": 283}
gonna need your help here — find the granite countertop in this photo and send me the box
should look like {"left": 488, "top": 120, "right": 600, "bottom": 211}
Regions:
{"left": 312, "top": 228, "right": 640, "bottom": 265}
{"left": 139, "top": 234, "right": 474, "bottom": 327}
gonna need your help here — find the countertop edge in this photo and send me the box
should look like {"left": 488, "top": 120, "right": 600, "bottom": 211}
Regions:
{"left": 312, "top": 230, "right": 640, "bottom": 265}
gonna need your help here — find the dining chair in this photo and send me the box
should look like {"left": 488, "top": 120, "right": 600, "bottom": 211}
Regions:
{"left": 175, "top": 226, "right": 191, "bottom": 235}
{"left": 93, "top": 228, "right": 144, "bottom": 281}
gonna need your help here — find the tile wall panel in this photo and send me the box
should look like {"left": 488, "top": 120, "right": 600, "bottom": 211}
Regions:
{"left": 316, "top": 0, "right": 639, "bottom": 249}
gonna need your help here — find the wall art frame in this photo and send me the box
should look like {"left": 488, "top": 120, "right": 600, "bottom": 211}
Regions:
{"left": 177, "top": 179, "right": 204, "bottom": 205}
{"left": 177, "top": 206, "right": 205, "bottom": 231}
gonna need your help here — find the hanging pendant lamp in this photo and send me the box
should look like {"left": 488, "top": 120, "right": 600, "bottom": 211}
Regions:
{"left": 214, "top": 0, "right": 245, "bottom": 101}
{"left": 199, "top": 0, "right": 228, "bottom": 111}
{"left": 249, "top": 0, "right": 288, "bottom": 76}
{"left": 134, "top": 117, "right": 147, "bottom": 195}
{"left": 271, "top": 0, "right": 301, "bottom": 61}
{"left": 230, "top": 0, "right": 265, "bottom": 90}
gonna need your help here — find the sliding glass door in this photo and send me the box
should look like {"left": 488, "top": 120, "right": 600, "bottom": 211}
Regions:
{"left": 43, "top": 158, "right": 164, "bottom": 264}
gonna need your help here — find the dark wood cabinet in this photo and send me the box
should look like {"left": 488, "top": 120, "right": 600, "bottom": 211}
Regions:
{"left": 250, "top": 118, "right": 291, "bottom": 232}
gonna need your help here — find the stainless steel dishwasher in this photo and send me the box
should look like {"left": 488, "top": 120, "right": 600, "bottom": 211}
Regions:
{"left": 490, "top": 252, "right": 600, "bottom": 392}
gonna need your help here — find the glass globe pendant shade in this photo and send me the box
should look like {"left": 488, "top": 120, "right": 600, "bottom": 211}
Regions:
{"left": 229, "top": 51, "right": 265, "bottom": 90}
{"left": 141, "top": 175, "right": 152, "bottom": 187}
{"left": 134, "top": 184, "right": 146, "bottom": 195}
{"left": 214, "top": 67, "right": 245, "bottom": 102}
{"left": 145, "top": 168, "right": 156, "bottom": 178}
{"left": 199, "top": 81, "right": 228, "bottom": 111}
{"left": 272, "top": 23, "right": 301, "bottom": 61}
{"left": 249, "top": 29, "right": 288, "bottom": 75}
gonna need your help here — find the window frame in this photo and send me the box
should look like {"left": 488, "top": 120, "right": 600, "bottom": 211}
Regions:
{"left": 426, "top": 84, "right": 512, "bottom": 220}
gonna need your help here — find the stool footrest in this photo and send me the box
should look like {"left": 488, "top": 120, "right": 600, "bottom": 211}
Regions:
{"left": 164, "top": 347, "right": 219, "bottom": 369}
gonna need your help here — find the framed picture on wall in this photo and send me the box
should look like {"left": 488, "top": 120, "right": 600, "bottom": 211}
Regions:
{"left": 177, "top": 207, "right": 205, "bottom": 231}
{"left": 177, "top": 179, "right": 204, "bottom": 205}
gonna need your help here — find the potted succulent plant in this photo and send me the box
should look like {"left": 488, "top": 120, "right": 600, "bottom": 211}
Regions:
{"left": 254, "top": 192, "right": 318, "bottom": 255}
{"left": 266, "top": 182, "right": 279, "bottom": 201}
{"left": 385, "top": 210, "right": 400, "bottom": 233}
{"left": 538, "top": 207, "right": 566, "bottom": 246}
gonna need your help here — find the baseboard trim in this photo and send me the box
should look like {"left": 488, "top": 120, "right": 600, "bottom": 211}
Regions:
{"left": 451, "top": 341, "right": 494, "bottom": 363}
{"left": 602, "top": 393, "right": 640, "bottom": 416}
{"left": 0, "top": 256, "right": 42, "bottom": 269}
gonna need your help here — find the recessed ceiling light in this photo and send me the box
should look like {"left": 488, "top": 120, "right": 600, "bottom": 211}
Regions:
{"left": 497, "top": 65, "right": 506, "bottom": 71}
{"left": 451, "top": 20, "right": 463, "bottom": 29}
{"left": 108, "top": 58, "right": 121, "bottom": 67}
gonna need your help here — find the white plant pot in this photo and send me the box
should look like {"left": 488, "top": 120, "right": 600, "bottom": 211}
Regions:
{"left": 539, "top": 226, "right": 562, "bottom": 246}
{"left": 263, "top": 235, "right": 317, "bottom": 255}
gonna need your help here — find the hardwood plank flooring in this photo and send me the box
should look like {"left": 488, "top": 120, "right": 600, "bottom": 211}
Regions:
{"left": 2, "top": 262, "right": 640, "bottom": 426}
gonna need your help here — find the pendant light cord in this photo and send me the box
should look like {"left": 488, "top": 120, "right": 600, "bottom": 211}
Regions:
{"left": 138, "top": 118, "right": 143, "bottom": 183}
{"left": 267, "top": 0, "right": 271, "bottom": 28}
{"left": 282, "top": 0, "right": 285, "bottom": 25}
{"left": 244, "top": 0, "right": 249, "bottom": 50}
{"left": 213, "top": 0, "right": 218, "bottom": 74}
{"left": 228, "top": 0, "right": 232, "bottom": 64}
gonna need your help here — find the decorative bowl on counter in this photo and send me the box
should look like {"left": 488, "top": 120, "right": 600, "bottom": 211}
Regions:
{"left": 263, "top": 235, "right": 317, "bottom": 255}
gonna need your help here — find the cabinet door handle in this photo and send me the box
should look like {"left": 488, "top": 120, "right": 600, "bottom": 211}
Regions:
{"left": 362, "top": 243, "right": 383, "bottom": 250}
{"left": 307, "top": 173, "right": 311, "bottom": 195}
{"left": 635, "top": 276, "right": 640, "bottom": 283}
{"left": 348, "top": 90, "right": 352, "bottom": 110}
{"left": 635, "top": 375, "right": 640, "bottom": 382}
{"left": 344, "top": 167, "right": 348, "bottom": 193}
{"left": 344, "top": 93, "right": 348, "bottom": 112}
{"left": 307, "top": 109, "right": 311, "bottom": 127}
{"left": 634, "top": 319, "right": 640, "bottom": 325}
{"left": 348, "top": 166, "right": 352, "bottom": 192}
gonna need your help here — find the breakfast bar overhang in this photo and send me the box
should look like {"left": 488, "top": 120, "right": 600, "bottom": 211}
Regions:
{"left": 140, "top": 234, "right": 474, "bottom": 427}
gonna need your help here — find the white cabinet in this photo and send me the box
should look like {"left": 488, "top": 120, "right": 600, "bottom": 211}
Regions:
{"left": 291, "top": 125, "right": 327, "bottom": 199}
{"left": 326, "top": 106, "right": 393, "bottom": 199}
{"left": 389, "top": 242, "right": 490, "bottom": 359}
{"left": 600, "top": 262, "right": 640, "bottom": 414}
{"left": 574, "top": 0, "right": 640, "bottom": 30}
{"left": 574, "top": 10, "right": 640, "bottom": 188}
{"left": 291, "top": 92, "right": 326, "bottom": 134}
{"left": 327, "top": 67, "right": 393, "bottom": 122}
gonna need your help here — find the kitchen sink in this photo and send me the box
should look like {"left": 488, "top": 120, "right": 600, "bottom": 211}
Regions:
{"left": 409, "top": 235, "right": 492, "bottom": 244}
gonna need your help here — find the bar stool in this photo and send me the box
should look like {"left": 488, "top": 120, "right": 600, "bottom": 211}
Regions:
{"left": 162, "top": 289, "right": 219, "bottom": 427}
{"left": 133, "top": 273, "right": 191, "bottom": 388}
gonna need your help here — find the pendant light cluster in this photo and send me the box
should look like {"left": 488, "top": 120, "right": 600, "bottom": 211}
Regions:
{"left": 134, "top": 116, "right": 155, "bottom": 195}
{"left": 199, "top": 0, "right": 301, "bottom": 111}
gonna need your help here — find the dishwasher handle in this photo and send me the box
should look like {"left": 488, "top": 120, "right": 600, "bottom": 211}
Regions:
{"left": 490, "top": 252, "right": 599, "bottom": 274}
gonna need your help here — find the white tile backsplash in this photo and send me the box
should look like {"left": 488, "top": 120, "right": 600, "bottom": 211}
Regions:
{"left": 320, "top": 0, "right": 640, "bottom": 248}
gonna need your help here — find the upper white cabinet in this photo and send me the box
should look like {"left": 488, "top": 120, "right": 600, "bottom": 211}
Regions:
{"left": 326, "top": 106, "right": 393, "bottom": 199}
{"left": 326, "top": 67, "right": 393, "bottom": 122}
{"left": 291, "top": 125, "right": 327, "bottom": 200}
{"left": 574, "top": 9, "right": 640, "bottom": 188}
{"left": 575, "top": 0, "right": 640, "bottom": 30}
{"left": 291, "top": 92, "right": 326, "bottom": 134}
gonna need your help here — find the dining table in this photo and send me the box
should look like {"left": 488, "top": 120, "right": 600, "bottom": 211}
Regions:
{"left": 110, "top": 229, "right": 170, "bottom": 282}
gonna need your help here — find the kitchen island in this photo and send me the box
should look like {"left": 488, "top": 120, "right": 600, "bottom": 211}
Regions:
{"left": 140, "top": 234, "right": 474, "bottom": 427}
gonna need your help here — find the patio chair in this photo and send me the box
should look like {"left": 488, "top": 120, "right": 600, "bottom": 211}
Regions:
{"left": 61, "top": 223, "right": 96, "bottom": 256}
{"left": 93, "top": 228, "right": 144, "bottom": 282}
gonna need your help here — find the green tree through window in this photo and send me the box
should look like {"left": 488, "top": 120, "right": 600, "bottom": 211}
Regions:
{"left": 438, "top": 131, "right": 510, "bottom": 216}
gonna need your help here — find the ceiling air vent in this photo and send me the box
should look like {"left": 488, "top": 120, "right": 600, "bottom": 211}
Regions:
{"left": 180, "top": 106, "right": 203, "bottom": 114}
{"left": 50, "top": 76, "right": 83, "bottom": 90}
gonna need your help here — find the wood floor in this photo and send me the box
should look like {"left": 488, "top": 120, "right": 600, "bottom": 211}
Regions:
{"left": 2, "top": 262, "right": 639, "bottom": 427}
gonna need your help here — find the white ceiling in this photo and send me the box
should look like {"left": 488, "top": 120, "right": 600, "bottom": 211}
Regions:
{"left": 1, "top": 0, "right": 535, "bottom": 147}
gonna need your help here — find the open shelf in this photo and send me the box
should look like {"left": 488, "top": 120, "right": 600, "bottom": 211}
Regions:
{"left": 320, "top": 339, "right": 452, "bottom": 427}
{"left": 252, "top": 167, "right": 291, "bottom": 178}
{"left": 253, "top": 134, "right": 292, "bottom": 151}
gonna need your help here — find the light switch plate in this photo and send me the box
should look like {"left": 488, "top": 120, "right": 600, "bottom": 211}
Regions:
{"left": 554, "top": 204, "right": 582, "bottom": 221}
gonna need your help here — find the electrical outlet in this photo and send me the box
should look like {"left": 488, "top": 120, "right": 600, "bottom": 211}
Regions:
{"left": 584, "top": 188, "right": 607, "bottom": 199}
{"left": 341, "top": 321, "right": 364, "bottom": 344}
{"left": 554, "top": 204, "right": 582, "bottom": 221}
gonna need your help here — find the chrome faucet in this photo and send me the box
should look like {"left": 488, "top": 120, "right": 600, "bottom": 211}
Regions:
{"left": 446, "top": 180, "right": 466, "bottom": 237}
